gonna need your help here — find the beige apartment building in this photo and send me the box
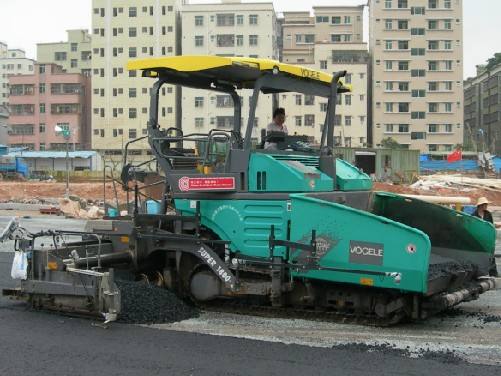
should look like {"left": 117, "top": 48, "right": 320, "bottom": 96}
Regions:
{"left": 280, "top": 7, "right": 368, "bottom": 146}
{"left": 369, "top": 0, "right": 464, "bottom": 152}
{"left": 91, "top": 0, "right": 178, "bottom": 160}
{"left": 37, "top": 30, "right": 92, "bottom": 77}
{"left": 0, "top": 42, "right": 35, "bottom": 108}
{"left": 180, "top": 0, "right": 278, "bottom": 139}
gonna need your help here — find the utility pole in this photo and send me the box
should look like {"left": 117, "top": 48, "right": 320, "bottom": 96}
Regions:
{"left": 55, "top": 125, "right": 71, "bottom": 197}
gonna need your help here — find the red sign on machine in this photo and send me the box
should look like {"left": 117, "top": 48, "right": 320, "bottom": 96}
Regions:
{"left": 178, "top": 176, "right": 236, "bottom": 191}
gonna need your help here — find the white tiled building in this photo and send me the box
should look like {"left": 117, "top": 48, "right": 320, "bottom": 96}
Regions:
{"left": 181, "top": 0, "right": 279, "bottom": 139}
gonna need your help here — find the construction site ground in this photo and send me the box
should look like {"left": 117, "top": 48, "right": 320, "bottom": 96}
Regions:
{"left": 0, "top": 178, "right": 498, "bottom": 206}
{"left": 0, "top": 178, "right": 500, "bottom": 373}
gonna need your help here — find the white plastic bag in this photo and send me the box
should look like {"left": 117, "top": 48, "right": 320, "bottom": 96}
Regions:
{"left": 10, "top": 251, "right": 27, "bottom": 280}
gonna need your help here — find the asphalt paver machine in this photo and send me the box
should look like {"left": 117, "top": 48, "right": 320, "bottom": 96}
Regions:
{"left": 2, "top": 56, "right": 499, "bottom": 324}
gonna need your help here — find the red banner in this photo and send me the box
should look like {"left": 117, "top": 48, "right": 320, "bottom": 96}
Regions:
{"left": 178, "top": 176, "right": 236, "bottom": 191}
{"left": 446, "top": 149, "right": 462, "bottom": 163}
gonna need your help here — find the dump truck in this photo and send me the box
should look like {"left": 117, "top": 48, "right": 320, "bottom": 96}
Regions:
{"left": 2, "top": 56, "right": 499, "bottom": 325}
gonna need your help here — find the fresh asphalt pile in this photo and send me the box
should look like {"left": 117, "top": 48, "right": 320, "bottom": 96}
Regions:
{"left": 116, "top": 280, "right": 199, "bottom": 324}
{"left": 427, "top": 259, "right": 474, "bottom": 280}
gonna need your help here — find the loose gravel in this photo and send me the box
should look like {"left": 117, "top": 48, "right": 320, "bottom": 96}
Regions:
{"left": 116, "top": 280, "right": 199, "bottom": 324}
{"left": 334, "top": 342, "right": 465, "bottom": 364}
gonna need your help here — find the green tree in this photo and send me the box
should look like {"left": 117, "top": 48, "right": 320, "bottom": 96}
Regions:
{"left": 485, "top": 52, "right": 501, "bottom": 71}
{"left": 380, "top": 137, "right": 402, "bottom": 149}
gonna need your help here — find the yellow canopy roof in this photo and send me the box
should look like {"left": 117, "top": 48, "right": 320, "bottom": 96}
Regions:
{"left": 127, "top": 55, "right": 351, "bottom": 92}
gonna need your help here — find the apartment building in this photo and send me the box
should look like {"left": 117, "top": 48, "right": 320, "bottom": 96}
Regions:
{"left": 369, "top": 0, "right": 464, "bottom": 152}
{"left": 181, "top": 0, "right": 279, "bottom": 139}
{"left": 464, "top": 63, "right": 501, "bottom": 154}
{"left": 91, "top": 0, "right": 178, "bottom": 160}
{"left": 8, "top": 64, "right": 88, "bottom": 151}
{"left": 280, "top": 7, "right": 368, "bottom": 146}
{"left": 281, "top": 6, "right": 364, "bottom": 64}
{"left": 37, "top": 30, "right": 92, "bottom": 76}
{"left": 0, "top": 42, "right": 35, "bottom": 108}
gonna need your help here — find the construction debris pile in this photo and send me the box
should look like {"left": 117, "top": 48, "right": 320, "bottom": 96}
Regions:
{"left": 116, "top": 280, "right": 199, "bottom": 324}
{"left": 59, "top": 196, "right": 105, "bottom": 219}
{"left": 374, "top": 174, "right": 501, "bottom": 206}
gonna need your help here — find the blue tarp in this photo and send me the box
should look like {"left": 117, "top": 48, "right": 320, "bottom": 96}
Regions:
{"left": 420, "top": 157, "right": 501, "bottom": 172}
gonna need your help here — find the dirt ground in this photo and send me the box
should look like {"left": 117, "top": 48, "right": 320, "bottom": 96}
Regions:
{"left": 0, "top": 180, "right": 499, "bottom": 207}
{"left": 374, "top": 182, "right": 501, "bottom": 206}
{"left": 0, "top": 182, "right": 128, "bottom": 202}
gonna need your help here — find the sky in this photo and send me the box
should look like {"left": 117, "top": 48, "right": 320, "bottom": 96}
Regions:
{"left": 0, "top": 0, "right": 499, "bottom": 79}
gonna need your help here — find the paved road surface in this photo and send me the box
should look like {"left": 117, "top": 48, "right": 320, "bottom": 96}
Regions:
{"left": 0, "top": 217, "right": 500, "bottom": 375}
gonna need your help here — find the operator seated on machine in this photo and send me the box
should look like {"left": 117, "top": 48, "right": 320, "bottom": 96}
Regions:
{"left": 264, "top": 107, "right": 288, "bottom": 150}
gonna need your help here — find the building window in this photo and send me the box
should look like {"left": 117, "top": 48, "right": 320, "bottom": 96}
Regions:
{"left": 295, "top": 116, "right": 302, "bottom": 126}
{"left": 236, "top": 15, "right": 243, "bottom": 25}
{"left": 129, "top": 47, "right": 137, "bottom": 58}
{"left": 129, "top": 88, "right": 137, "bottom": 98}
{"left": 236, "top": 35, "right": 243, "bottom": 46}
{"left": 428, "top": 61, "right": 438, "bottom": 71}
{"left": 411, "top": 69, "right": 426, "bottom": 77}
{"left": 216, "top": 14, "right": 235, "bottom": 26}
{"left": 39, "top": 65, "right": 45, "bottom": 74}
{"left": 320, "top": 103, "right": 328, "bottom": 112}
{"left": 398, "top": 0, "right": 408, "bottom": 8}
{"left": 195, "top": 97, "right": 204, "bottom": 108}
{"left": 412, "top": 90, "right": 426, "bottom": 97}
{"left": 70, "top": 43, "right": 78, "bottom": 52}
{"left": 411, "top": 132, "right": 426, "bottom": 140}
{"left": 428, "top": 0, "right": 438, "bottom": 9}
{"left": 316, "top": 16, "right": 329, "bottom": 23}
{"left": 398, "top": 103, "right": 409, "bottom": 113}
{"left": 249, "top": 35, "right": 258, "bottom": 46}
{"left": 398, "top": 61, "right": 409, "bottom": 71}
{"left": 444, "top": 0, "right": 452, "bottom": 9}
{"left": 128, "top": 108, "right": 136, "bottom": 119}
{"left": 195, "top": 36, "right": 204, "bottom": 47}
{"left": 217, "top": 34, "right": 235, "bottom": 47}
{"left": 195, "top": 16, "right": 204, "bottom": 26}
{"left": 429, "top": 103, "right": 438, "bottom": 112}
{"left": 428, "top": 40, "right": 439, "bottom": 50}
{"left": 411, "top": 48, "right": 425, "bottom": 56}
{"left": 332, "top": 16, "right": 341, "bottom": 24}
{"left": 295, "top": 95, "right": 302, "bottom": 105}
{"left": 39, "top": 123, "right": 45, "bottom": 133}
{"left": 54, "top": 52, "right": 67, "bottom": 61}
{"left": 249, "top": 15, "right": 258, "bottom": 25}
{"left": 385, "top": 103, "right": 394, "bottom": 113}
{"left": 385, "top": 0, "right": 392, "bottom": 9}
{"left": 398, "top": 124, "right": 409, "bottom": 133}
{"left": 411, "top": 7, "right": 426, "bottom": 15}
{"left": 398, "top": 40, "right": 408, "bottom": 50}
{"left": 304, "top": 115, "right": 315, "bottom": 127}
{"left": 195, "top": 118, "right": 204, "bottom": 128}
{"left": 411, "top": 112, "right": 426, "bottom": 119}
{"left": 129, "top": 129, "right": 137, "bottom": 139}
{"left": 428, "top": 124, "right": 438, "bottom": 133}
{"left": 444, "top": 81, "right": 453, "bottom": 91}
{"left": 320, "top": 60, "right": 327, "bottom": 69}
{"left": 385, "top": 61, "right": 393, "bottom": 71}
{"left": 445, "top": 60, "right": 453, "bottom": 70}
{"left": 411, "top": 28, "right": 425, "bottom": 36}
{"left": 385, "top": 40, "right": 393, "bottom": 50}
{"left": 398, "top": 20, "right": 408, "bottom": 30}
{"left": 331, "top": 34, "right": 342, "bottom": 43}
{"left": 71, "top": 59, "right": 78, "bottom": 68}
{"left": 385, "top": 19, "right": 392, "bottom": 30}
{"left": 444, "top": 124, "right": 452, "bottom": 132}
{"left": 129, "top": 27, "right": 137, "bottom": 37}
{"left": 345, "top": 73, "right": 352, "bottom": 84}
{"left": 39, "top": 83, "right": 45, "bottom": 94}
{"left": 445, "top": 102, "right": 452, "bottom": 112}
{"left": 428, "top": 20, "right": 438, "bottom": 30}
{"left": 129, "top": 7, "right": 137, "bottom": 17}
{"left": 345, "top": 116, "right": 352, "bottom": 126}
{"left": 345, "top": 95, "right": 352, "bottom": 106}
{"left": 39, "top": 103, "right": 45, "bottom": 114}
